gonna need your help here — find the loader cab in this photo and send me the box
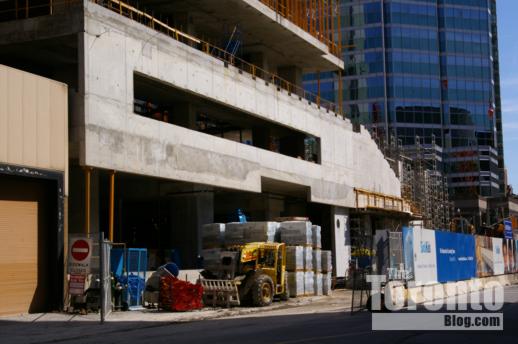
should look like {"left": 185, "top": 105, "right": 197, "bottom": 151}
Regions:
{"left": 239, "top": 243, "right": 286, "bottom": 295}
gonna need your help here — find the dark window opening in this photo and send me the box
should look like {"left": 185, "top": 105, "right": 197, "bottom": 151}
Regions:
{"left": 133, "top": 72, "right": 321, "bottom": 163}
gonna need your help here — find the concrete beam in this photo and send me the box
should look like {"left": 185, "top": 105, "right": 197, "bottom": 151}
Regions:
{"left": 0, "top": 6, "right": 83, "bottom": 45}
{"left": 130, "top": 0, "right": 343, "bottom": 71}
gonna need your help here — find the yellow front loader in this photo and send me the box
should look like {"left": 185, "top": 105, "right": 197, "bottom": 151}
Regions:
{"left": 200, "top": 242, "right": 288, "bottom": 307}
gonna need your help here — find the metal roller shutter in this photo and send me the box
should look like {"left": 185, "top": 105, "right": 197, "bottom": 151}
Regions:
{"left": 0, "top": 176, "right": 50, "bottom": 316}
{"left": 0, "top": 199, "right": 39, "bottom": 316}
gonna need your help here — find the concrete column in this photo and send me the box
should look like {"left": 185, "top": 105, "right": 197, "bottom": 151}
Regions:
{"left": 362, "top": 214, "right": 373, "bottom": 236}
{"left": 331, "top": 206, "right": 350, "bottom": 278}
{"left": 170, "top": 188, "right": 214, "bottom": 268}
{"left": 89, "top": 169, "right": 100, "bottom": 234}
{"left": 277, "top": 66, "right": 303, "bottom": 87}
{"left": 68, "top": 166, "right": 100, "bottom": 235}
{"left": 172, "top": 12, "right": 197, "bottom": 37}
{"left": 246, "top": 51, "right": 270, "bottom": 73}
{"left": 173, "top": 102, "right": 197, "bottom": 130}
{"left": 264, "top": 195, "right": 284, "bottom": 220}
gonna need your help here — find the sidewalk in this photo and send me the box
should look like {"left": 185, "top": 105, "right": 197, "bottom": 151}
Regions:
{"left": 0, "top": 290, "right": 352, "bottom": 344}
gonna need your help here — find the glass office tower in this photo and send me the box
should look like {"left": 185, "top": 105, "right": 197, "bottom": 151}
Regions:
{"left": 304, "top": 0, "right": 505, "bottom": 220}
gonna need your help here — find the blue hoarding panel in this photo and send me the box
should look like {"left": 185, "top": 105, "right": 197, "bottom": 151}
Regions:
{"left": 435, "top": 231, "right": 476, "bottom": 282}
{"left": 456, "top": 233, "right": 476, "bottom": 281}
{"left": 504, "top": 220, "right": 513, "bottom": 240}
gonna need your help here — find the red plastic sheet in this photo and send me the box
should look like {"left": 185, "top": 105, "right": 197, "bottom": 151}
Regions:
{"left": 159, "top": 275, "right": 204, "bottom": 312}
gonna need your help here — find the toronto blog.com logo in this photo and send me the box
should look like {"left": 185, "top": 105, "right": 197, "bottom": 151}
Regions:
{"left": 367, "top": 274, "right": 504, "bottom": 331}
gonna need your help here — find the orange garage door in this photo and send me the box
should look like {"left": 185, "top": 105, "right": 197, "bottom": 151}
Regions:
{"left": 0, "top": 176, "right": 50, "bottom": 316}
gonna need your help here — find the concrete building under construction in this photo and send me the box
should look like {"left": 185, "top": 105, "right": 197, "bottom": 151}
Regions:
{"left": 0, "top": 0, "right": 407, "bottom": 314}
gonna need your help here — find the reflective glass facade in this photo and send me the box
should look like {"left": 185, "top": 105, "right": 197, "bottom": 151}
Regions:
{"left": 304, "top": 0, "right": 504, "bottom": 201}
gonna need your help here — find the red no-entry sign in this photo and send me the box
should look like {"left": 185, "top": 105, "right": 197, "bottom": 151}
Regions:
{"left": 68, "top": 236, "right": 92, "bottom": 274}
{"left": 71, "top": 239, "right": 90, "bottom": 261}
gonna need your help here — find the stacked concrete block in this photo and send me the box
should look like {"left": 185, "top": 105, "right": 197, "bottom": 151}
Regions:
{"left": 312, "top": 249, "right": 322, "bottom": 273}
{"left": 304, "top": 271, "right": 315, "bottom": 295}
{"left": 287, "top": 271, "right": 305, "bottom": 297}
{"left": 286, "top": 246, "right": 304, "bottom": 271}
{"left": 303, "top": 246, "right": 313, "bottom": 271}
{"left": 223, "top": 222, "right": 244, "bottom": 245}
{"left": 279, "top": 221, "right": 312, "bottom": 246}
{"left": 311, "top": 225, "right": 321, "bottom": 249}
{"left": 314, "top": 273, "right": 323, "bottom": 296}
{"left": 201, "top": 223, "right": 225, "bottom": 249}
{"left": 321, "top": 250, "right": 332, "bottom": 273}
{"left": 225, "top": 222, "right": 279, "bottom": 245}
{"left": 323, "top": 272, "right": 332, "bottom": 295}
{"left": 202, "top": 248, "right": 222, "bottom": 272}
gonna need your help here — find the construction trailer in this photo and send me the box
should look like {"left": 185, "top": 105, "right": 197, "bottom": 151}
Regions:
{"left": 0, "top": 0, "right": 405, "bottom": 314}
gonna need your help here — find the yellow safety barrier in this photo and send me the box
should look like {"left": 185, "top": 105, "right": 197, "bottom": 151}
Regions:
{"left": 355, "top": 188, "right": 412, "bottom": 214}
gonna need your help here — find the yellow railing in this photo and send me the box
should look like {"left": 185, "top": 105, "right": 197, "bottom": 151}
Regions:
{"left": 96, "top": 0, "right": 341, "bottom": 115}
{"left": 0, "top": 0, "right": 343, "bottom": 118}
{"left": 355, "top": 188, "right": 411, "bottom": 214}
{"left": 259, "top": 0, "right": 341, "bottom": 57}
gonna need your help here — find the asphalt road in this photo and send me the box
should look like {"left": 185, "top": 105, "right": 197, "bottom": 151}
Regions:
{"left": 3, "top": 286, "right": 518, "bottom": 344}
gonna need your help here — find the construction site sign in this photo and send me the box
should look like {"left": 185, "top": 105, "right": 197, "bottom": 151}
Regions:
{"left": 68, "top": 236, "right": 92, "bottom": 274}
{"left": 69, "top": 274, "right": 86, "bottom": 295}
{"left": 504, "top": 219, "right": 513, "bottom": 239}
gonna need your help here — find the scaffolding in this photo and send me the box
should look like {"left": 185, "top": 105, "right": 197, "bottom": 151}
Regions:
{"left": 381, "top": 134, "right": 452, "bottom": 229}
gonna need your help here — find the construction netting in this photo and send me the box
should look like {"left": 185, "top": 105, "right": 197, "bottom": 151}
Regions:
{"left": 159, "top": 275, "right": 204, "bottom": 312}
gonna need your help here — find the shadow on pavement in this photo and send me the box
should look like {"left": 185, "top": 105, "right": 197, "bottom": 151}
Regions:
{"left": 1, "top": 304, "right": 518, "bottom": 344}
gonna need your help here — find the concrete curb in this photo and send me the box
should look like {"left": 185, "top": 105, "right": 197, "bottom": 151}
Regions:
{"left": 105, "top": 295, "right": 331, "bottom": 323}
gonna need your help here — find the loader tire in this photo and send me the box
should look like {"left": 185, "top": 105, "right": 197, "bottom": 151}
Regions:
{"left": 251, "top": 274, "right": 274, "bottom": 307}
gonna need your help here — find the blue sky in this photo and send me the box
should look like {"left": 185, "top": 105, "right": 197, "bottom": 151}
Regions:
{"left": 497, "top": 0, "right": 518, "bottom": 191}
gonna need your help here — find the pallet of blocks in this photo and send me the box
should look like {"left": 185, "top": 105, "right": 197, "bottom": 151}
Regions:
{"left": 287, "top": 271, "right": 305, "bottom": 297}
{"left": 303, "top": 246, "right": 313, "bottom": 271}
{"left": 285, "top": 246, "right": 305, "bottom": 297}
{"left": 201, "top": 223, "right": 225, "bottom": 272}
{"left": 311, "top": 225, "right": 321, "bottom": 249}
{"left": 323, "top": 272, "right": 332, "bottom": 295}
{"left": 279, "top": 221, "right": 313, "bottom": 246}
{"left": 312, "top": 249, "right": 321, "bottom": 273}
{"left": 201, "top": 223, "right": 225, "bottom": 249}
{"left": 286, "top": 246, "right": 304, "bottom": 271}
{"left": 321, "top": 250, "right": 333, "bottom": 295}
{"left": 304, "top": 271, "right": 315, "bottom": 296}
{"left": 314, "top": 272, "right": 323, "bottom": 296}
{"left": 224, "top": 222, "right": 279, "bottom": 245}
